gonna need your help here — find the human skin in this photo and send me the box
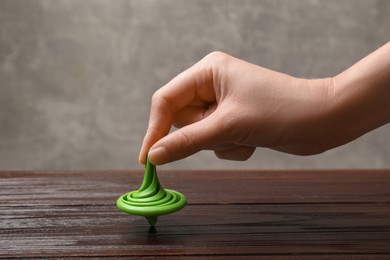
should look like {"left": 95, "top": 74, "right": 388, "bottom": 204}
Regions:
{"left": 139, "top": 42, "right": 390, "bottom": 165}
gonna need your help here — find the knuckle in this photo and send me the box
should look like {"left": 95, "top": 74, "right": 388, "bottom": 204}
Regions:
{"left": 177, "top": 130, "right": 199, "bottom": 153}
{"left": 151, "top": 88, "right": 163, "bottom": 105}
{"left": 200, "top": 51, "right": 234, "bottom": 95}
{"left": 151, "top": 88, "right": 176, "bottom": 112}
{"left": 203, "top": 51, "right": 231, "bottom": 66}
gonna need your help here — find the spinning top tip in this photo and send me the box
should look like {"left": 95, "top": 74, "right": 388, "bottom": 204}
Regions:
{"left": 146, "top": 216, "right": 158, "bottom": 226}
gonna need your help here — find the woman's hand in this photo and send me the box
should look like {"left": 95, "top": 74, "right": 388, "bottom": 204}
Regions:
{"left": 139, "top": 51, "right": 335, "bottom": 165}
{"left": 140, "top": 42, "right": 390, "bottom": 165}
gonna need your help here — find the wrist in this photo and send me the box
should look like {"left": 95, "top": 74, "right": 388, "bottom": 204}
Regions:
{"left": 331, "top": 71, "right": 390, "bottom": 144}
{"left": 275, "top": 76, "right": 341, "bottom": 155}
{"left": 336, "top": 42, "right": 390, "bottom": 137}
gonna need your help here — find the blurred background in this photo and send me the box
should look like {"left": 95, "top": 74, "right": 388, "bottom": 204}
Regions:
{"left": 0, "top": 0, "right": 389, "bottom": 170}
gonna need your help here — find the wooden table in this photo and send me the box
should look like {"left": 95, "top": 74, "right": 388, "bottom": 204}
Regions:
{"left": 1, "top": 170, "right": 390, "bottom": 258}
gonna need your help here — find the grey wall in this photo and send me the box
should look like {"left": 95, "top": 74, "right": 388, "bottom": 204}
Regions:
{"left": 0, "top": 0, "right": 389, "bottom": 170}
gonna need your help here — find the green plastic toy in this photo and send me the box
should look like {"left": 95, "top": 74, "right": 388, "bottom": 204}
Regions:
{"left": 116, "top": 157, "right": 186, "bottom": 226}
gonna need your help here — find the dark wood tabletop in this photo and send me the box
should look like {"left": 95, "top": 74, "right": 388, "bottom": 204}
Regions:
{"left": 1, "top": 169, "right": 390, "bottom": 259}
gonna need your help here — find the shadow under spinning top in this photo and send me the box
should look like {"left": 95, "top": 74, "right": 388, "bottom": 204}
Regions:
{"left": 116, "top": 158, "right": 186, "bottom": 226}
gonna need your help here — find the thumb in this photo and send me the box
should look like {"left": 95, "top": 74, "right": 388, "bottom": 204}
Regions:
{"left": 148, "top": 112, "right": 223, "bottom": 165}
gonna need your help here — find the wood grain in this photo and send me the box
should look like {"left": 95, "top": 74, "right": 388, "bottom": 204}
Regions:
{"left": 1, "top": 170, "right": 390, "bottom": 258}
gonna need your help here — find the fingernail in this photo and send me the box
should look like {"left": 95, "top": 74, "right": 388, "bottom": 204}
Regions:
{"left": 148, "top": 147, "right": 167, "bottom": 165}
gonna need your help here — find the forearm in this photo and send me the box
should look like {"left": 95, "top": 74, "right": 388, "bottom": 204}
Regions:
{"left": 331, "top": 42, "right": 390, "bottom": 142}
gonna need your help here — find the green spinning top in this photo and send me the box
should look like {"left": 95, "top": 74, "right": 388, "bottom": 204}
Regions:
{"left": 116, "top": 157, "right": 186, "bottom": 226}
